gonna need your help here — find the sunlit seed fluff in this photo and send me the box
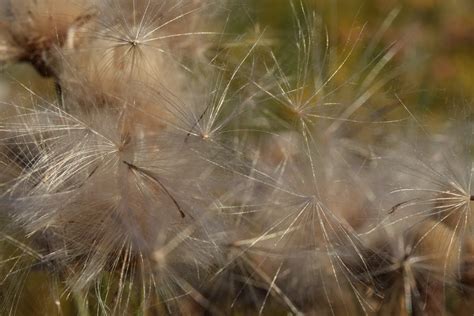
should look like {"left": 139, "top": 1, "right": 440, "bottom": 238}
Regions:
{"left": 253, "top": 2, "right": 404, "bottom": 141}
{"left": 0, "top": 1, "right": 471, "bottom": 315}
{"left": 362, "top": 219, "right": 461, "bottom": 315}
{"left": 380, "top": 121, "right": 473, "bottom": 256}
{"left": 60, "top": 0, "right": 217, "bottom": 105}
{"left": 0, "top": 94, "right": 234, "bottom": 312}
{"left": 212, "top": 129, "right": 377, "bottom": 314}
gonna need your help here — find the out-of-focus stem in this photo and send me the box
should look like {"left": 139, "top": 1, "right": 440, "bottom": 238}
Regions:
{"left": 55, "top": 80, "right": 64, "bottom": 108}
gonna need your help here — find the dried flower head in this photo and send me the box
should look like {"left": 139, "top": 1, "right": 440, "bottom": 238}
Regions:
{"left": 0, "top": 0, "right": 94, "bottom": 77}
